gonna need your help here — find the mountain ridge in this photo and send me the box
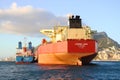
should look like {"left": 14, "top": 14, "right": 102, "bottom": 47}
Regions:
{"left": 93, "top": 31, "right": 120, "bottom": 50}
{"left": 93, "top": 32, "right": 120, "bottom": 60}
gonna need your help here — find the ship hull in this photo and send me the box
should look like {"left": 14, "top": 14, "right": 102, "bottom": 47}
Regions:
{"left": 16, "top": 56, "right": 34, "bottom": 64}
{"left": 38, "top": 53, "right": 97, "bottom": 65}
{"left": 37, "top": 39, "right": 97, "bottom": 65}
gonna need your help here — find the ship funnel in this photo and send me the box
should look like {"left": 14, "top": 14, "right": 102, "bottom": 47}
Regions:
{"left": 28, "top": 42, "right": 32, "bottom": 50}
{"left": 18, "top": 41, "right": 22, "bottom": 49}
{"left": 69, "top": 15, "right": 82, "bottom": 28}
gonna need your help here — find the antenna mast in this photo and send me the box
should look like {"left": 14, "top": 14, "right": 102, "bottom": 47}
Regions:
{"left": 23, "top": 37, "right": 27, "bottom": 47}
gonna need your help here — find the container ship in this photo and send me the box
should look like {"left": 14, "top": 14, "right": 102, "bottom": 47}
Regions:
{"left": 16, "top": 40, "right": 36, "bottom": 64}
{"left": 36, "top": 15, "right": 98, "bottom": 65}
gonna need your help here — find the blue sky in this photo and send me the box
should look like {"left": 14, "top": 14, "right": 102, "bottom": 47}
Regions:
{"left": 0, "top": 0, "right": 120, "bottom": 58}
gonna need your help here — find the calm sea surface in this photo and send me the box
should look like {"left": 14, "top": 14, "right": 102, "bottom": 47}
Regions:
{"left": 0, "top": 61, "right": 120, "bottom": 80}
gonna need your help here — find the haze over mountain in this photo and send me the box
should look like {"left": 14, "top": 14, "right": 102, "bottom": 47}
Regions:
{"left": 93, "top": 32, "right": 120, "bottom": 50}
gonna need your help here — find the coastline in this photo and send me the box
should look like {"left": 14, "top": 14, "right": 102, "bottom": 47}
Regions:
{"left": 92, "top": 60, "right": 120, "bottom": 62}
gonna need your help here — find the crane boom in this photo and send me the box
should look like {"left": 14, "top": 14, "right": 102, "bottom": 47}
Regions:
{"left": 40, "top": 29, "right": 54, "bottom": 38}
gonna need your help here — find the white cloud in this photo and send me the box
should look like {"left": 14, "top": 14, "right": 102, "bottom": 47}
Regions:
{"left": 11, "top": 2, "right": 17, "bottom": 9}
{"left": 0, "top": 2, "right": 68, "bottom": 37}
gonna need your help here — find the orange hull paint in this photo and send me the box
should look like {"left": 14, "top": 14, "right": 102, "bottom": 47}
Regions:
{"left": 38, "top": 53, "right": 96, "bottom": 65}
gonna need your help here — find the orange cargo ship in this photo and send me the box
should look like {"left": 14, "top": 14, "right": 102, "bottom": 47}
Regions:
{"left": 36, "top": 15, "right": 97, "bottom": 65}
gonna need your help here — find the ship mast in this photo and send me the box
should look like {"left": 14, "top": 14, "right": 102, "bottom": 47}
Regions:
{"left": 23, "top": 37, "right": 27, "bottom": 47}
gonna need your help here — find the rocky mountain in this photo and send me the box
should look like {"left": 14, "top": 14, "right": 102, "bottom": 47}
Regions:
{"left": 93, "top": 32, "right": 120, "bottom": 50}
{"left": 93, "top": 32, "right": 120, "bottom": 61}
{"left": 94, "top": 46, "right": 120, "bottom": 61}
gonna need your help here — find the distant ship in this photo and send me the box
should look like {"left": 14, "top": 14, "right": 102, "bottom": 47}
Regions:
{"left": 36, "top": 15, "right": 98, "bottom": 65}
{"left": 16, "top": 39, "right": 36, "bottom": 64}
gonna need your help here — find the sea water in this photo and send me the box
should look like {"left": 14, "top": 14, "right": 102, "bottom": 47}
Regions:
{"left": 0, "top": 61, "right": 120, "bottom": 80}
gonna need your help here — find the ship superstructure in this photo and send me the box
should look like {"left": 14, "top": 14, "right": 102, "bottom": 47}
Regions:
{"left": 37, "top": 15, "right": 97, "bottom": 65}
